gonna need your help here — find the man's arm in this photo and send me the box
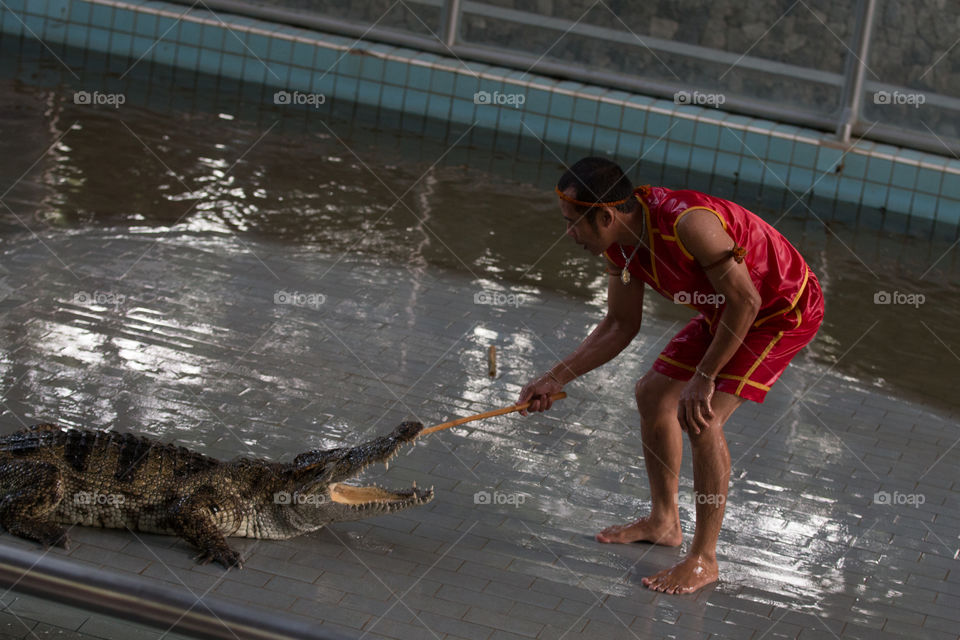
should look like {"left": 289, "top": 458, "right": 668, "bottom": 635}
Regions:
{"left": 518, "top": 274, "right": 644, "bottom": 413}
{"left": 675, "top": 210, "right": 762, "bottom": 433}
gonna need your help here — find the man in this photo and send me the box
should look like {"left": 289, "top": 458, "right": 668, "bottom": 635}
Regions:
{"left": 518, "top": 157, "right": 824, "bottom": 594}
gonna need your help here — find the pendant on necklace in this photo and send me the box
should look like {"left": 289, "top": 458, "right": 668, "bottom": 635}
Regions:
{"left": 621, "top": 269, "right": 631, "bottom": 285}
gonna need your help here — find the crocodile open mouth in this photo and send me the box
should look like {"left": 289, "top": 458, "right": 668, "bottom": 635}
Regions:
{"left": 329, "top": 482, "right": 433, "bottom": 507}
{"left": 322, "top": 421, "right": 433, "bottom": 511}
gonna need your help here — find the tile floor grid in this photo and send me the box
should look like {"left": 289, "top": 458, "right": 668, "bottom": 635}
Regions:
{"left": 0, "top": 232, "right": 956, "bottom": 640}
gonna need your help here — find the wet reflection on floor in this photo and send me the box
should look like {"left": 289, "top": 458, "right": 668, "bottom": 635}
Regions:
{"left": 0, "top": 38, "right": 958, "bottom": 639}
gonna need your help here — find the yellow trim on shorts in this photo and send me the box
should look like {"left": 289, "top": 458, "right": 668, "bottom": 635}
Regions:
{"left": 735, "top": 332, "right": 784, "bottom": 395}
{"left": 656, "top": 354, "right": 772, "bottom": 392}
{"left": 754, "top": 267, "right": 810, "bottom": 328}
{"left": 657, "top": 354, "right": 696, "bottom": 372}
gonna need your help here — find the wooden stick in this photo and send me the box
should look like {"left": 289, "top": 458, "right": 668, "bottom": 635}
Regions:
{"left": 419, "top": 392, "right": 567, "bottom": 437}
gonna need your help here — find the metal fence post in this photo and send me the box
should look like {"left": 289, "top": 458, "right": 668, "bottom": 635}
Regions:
{"left": 836, "top": 0, "right": 877, "bottom": 143}
{"left": 441, "top": 0, "right": 462, "bottom": 48}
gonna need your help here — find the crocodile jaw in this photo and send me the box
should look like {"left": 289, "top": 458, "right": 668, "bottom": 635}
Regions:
{"left": 328, "top": 482, "right": 434, "bottom": 512}
{"left": 326, "top": 425, "right": 434, "bottom": 512}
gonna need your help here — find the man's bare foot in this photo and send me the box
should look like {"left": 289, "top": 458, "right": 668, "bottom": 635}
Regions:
{"left": 595, "top": 516, "right": 682, "bottom": 546}
{"left": 641, "top": 554, "right": 718, "bottom": 594}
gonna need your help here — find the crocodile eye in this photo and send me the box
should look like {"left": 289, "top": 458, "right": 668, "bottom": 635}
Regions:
{"left": 209, "top": 505, "right": 219, "bottom": 514}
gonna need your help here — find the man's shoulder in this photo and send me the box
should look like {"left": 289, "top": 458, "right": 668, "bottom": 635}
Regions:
{"left": 656, "top": 188, "right": 717, "bottom": 209}
{"left": 646, "top": 189, "right": 721, "bottom": 230}
{"left": 652, "top": 189, "right": 764, "bottom": 227}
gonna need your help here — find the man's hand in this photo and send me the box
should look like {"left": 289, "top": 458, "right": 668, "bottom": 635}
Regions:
{"left": 517, "top": 374, "right": 564, "bottom": 416}
{"left": 677, "top": 374, "right": 716, "bottom": 435}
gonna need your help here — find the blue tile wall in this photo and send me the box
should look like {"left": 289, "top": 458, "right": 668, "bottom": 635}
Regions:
{"left": 615, "top": 132, "right": 643, "bottom": 159}
{"left": 890, "top": 162, "right": 918, "bottom": 189}
{"left": 593, "top": 126, "right": 619, "bottom": 156}
{"left": 866, "top": 157, "right": 895, "bottom": 184}
{"left": 916, "top": 167, "right": 943, "bottom": 195}
{"left": 815, "top": 146, "right": 843, "bottom": 173}
{"left": 520, "top": 113, "right": 547, "bottom": 139}
{"left": 573, "top": 96, "right": 597, "bottom": 124}
{"left": 597, "top": 102, "right": 623, "bottom": 130}
{"left": 450, "top": 97, "right": 475, "bottom": 123}
{"left": 861, "top": 181, "right": 889, "bottom": 209}
{"left": 717, "top": 127, "right": 743, "bottom": 153}
{"left": 737, "top": 157, "right": 766, "bottom": 185}
{"left": 788, "top": 167, "right": 815, "bottom": 192}
{"left": 886, "top": 187, "right": 914, "bottom": 214}
{"left": 642, "top": 137, "right": 668, "bottom": 165}
{"left": 693, "top": 122, "right": 719, "bottom": 150}
{"left": 568, "top": 122, "right": 594, "bottom": 151}
{"left": 940, "top": 174, "right": 960, "bottom": 201}
{"left": 669, "top": 118, "right": 695, "bottom": 145}
{"left": 426, "top": 94, "right": 451, "bottom": 121}
{"left": 548, "top": 93, "right": 574, "bottom": 120}
{"left": 333, "top": 74, "right": 358, "bottom": 103}
{"left": 911, "top": 193, "right": 939, "bottom": 220}
{"left": 764, "top": 162, "right": 790, "bottom": 189}
{"left": 714, "top": 152, "right": 740, "bottom": 179}
{"left": 811, "top": 174, "right": 839, "bottom": 200}
{"left": 664, "top": 142, "right": 693, "bottom": 172}
{"left": 4, "top": 0, "right": 958, "bottom": 226}
{"left": 545, "top": 118, "right": 571, "bottom": 146}
{"left": 355, "top": 78, "right": 382, "bottom": 107}
{"left": 837, "top": 176, "right": 865, "bottom": 203}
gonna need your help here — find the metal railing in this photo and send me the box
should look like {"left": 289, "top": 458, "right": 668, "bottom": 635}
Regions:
{"left": 0, "top": 543, "right": 348, "bottom": 640}
{"left": 184, "top": 0, "right": 960, "bottom": 158}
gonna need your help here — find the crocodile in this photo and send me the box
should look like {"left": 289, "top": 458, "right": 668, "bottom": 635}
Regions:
{"left": 0, "top": 421, "right": 432, "bottom": 568}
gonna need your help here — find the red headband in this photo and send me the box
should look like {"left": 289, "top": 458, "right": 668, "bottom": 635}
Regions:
{"left": 555, "top": 185, "right": 650, "bottom": 207}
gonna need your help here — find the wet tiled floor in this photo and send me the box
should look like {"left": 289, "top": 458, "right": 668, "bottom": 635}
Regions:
{"left": 0, "top": 229, "right": 957, "bottom": 639}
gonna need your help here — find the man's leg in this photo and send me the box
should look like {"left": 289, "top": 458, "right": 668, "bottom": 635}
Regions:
{"left": 642, "top": 389, "right": 743, "bottom": 594}
{"left": 595, "top": 370, "right": 686, "bottom": 546}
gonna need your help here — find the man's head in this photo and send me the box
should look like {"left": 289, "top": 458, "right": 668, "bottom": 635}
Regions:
{"left": 556, "top": 157, "right": 636, "bottom": 255}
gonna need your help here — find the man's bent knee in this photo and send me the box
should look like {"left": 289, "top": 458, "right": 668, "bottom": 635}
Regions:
{"left": 635, "top": 371, "right": 682, "bottom": 419}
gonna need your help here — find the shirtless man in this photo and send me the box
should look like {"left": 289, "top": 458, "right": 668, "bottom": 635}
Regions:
{"left": 518, "top": 157, "right": 824, "bottom": 594}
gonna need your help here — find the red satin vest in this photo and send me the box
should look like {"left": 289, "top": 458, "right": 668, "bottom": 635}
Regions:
{"left": 604, "top": 186, "right": 812, "bottom": 330}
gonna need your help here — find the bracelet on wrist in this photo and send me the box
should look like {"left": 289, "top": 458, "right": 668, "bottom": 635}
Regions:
{"left": 695, "top": 366, "right": 715, "bottom": 382}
